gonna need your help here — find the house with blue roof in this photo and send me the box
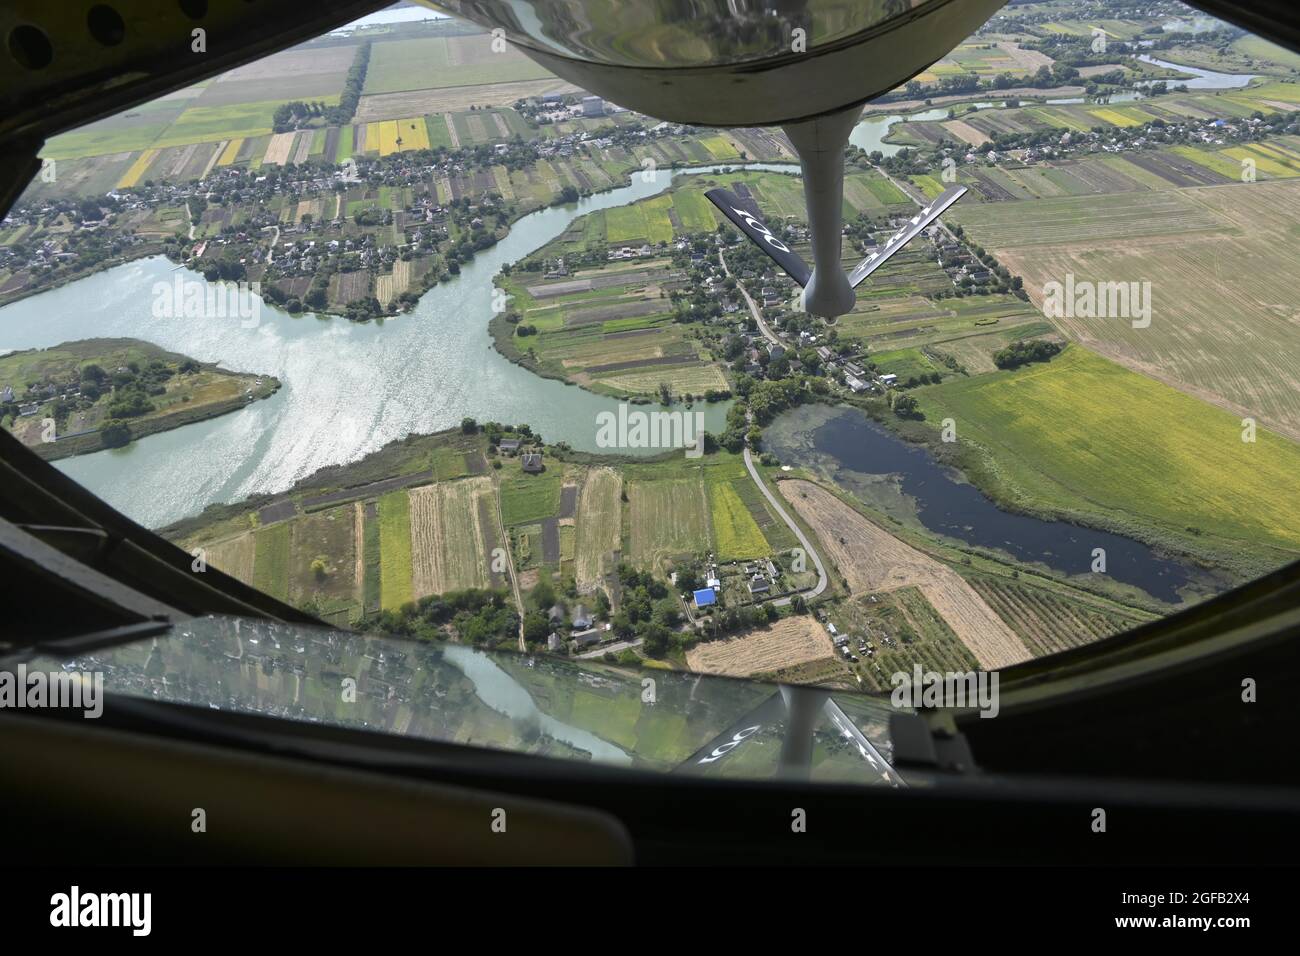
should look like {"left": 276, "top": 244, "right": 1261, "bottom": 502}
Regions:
{"left": 693, "top": 588, "right": 717, "bottom": 609}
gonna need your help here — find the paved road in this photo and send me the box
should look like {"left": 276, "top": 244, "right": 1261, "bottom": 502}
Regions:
{"left": 742, "top": 445, "right": 828, "bottom": 605}
{"left": 718, "top": 249, "right": 783, "bottom": 348}
{"left": 576, "top": 637, "right": 643, "bottom": 660}
{"left": 719, "top": 246, "right": 829, "bottom": 605}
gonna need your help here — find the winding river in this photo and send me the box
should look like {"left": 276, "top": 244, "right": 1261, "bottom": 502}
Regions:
{"left": 0, "top": 164, "right": 799, "bottom": 528}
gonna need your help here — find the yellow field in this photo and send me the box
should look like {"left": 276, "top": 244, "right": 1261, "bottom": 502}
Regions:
{"left": 116, "top": 149, "right": 159, "bottom": 188}
{"left": 363, "top": 122, "right": 381, "bottom": 153}
{"left": 709, "top": 481, "right": 769, "bottom": 561}
{"left": 369, "top": 119, "right": 429, "bottom": 155}
{"left": 1088, "top": 107, "right": 1141, "bottom": 128}
{"left": 1223, "top": 144, "right": 1300, "bottom": 178}
{"left": 394, "top": 117, "right": 429, "bottom": 151}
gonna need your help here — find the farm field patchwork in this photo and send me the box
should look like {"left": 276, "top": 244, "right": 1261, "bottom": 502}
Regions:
{"left": 778, "top": 479, "right": 1029, "bottom": 670}
{"left": 954, "top": 179, "right": 1300, "bottom": 440}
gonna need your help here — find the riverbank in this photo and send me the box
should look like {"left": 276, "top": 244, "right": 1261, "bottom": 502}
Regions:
{"left": 0, "top": 241, "right": 169, "bottom": 310}
{"left": 35, "top": 377, "right": 279, "bottom": 461}
{"left": 823, "top": 386, "right": 1286, "bottom": 588}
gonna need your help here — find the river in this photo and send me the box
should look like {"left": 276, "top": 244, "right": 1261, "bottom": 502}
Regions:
{"left": 850, "top": 92, "right": 1143, "bottom": 156}
{"left": 0, "top": 163, "right": 797, "bottom": 528}
{"left": 1136, "top": 55, "right": 1257, "bottom": 89}
{"left": 765, "top": 404, "right": 1200, "bottom": 604}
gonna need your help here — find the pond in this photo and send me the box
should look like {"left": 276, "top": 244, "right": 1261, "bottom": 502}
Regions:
{"left": 764, "top": 404, "right": 1200, "bottom": 604}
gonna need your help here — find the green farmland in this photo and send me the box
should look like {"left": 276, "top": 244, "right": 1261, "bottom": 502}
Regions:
{"left": 915, "top": 345, "right": 1300, "bottom": 575}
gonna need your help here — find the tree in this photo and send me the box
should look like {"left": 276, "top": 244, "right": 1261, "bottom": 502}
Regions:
{"left": 100, "top": 421, "right": 131, "bottom": 448}
{"left": 641, "top": 622, "right": 671, "bottom": 657}
{"left": 522, "top": 611, "right": 550, "bottom": 644}
{"left": 892, "top": 394, "right": 920, "bottom": 418}
{"left": 531, "top": 578, "right": 557, "bottom": 611}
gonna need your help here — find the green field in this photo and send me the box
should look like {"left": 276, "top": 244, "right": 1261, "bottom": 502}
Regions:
{"left": 627, "top": 475, "right": 711, "bottom": 567}
{"left": 377, "top": 489, "right": 413, "bottom": 610}
{"left": 499, "top": 468, "right": 562, "bottom": 526}
{"left": 253, "top": 522, "right": 291, "bottom": 602}
{"left": 605, "top": 194, "right": 676, "bottom": 244}
{"left": 916, "top": 346, "right": 1300, "bottom": 568}
{"left": 363, "top": 35, "right": 551, "bottom": 94}
{"left": 708, "top": 480, "right": 770, "bottom": 561}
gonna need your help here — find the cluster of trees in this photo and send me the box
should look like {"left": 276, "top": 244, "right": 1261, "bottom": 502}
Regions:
{"left": 11, "top": 357, "right": 199, "bottom": 450}
{"left": 325, "top": 41, "right": 370, "bottom": 126}
{"left": 342, "top": 296, "right": 384, "bottom": 322}
{"left": 891, "top": 393, "right": 921, "bottom": 419}
{"left": 892, "top": 60, "right": 1084, "bottom": 105}
{"left": 698, "top": 603, "right": 780, "bottom": 641}
{"left": 368, "top": 588, "right": 519, "bottom": 648}
{"left": 102, "top": 360, "right": 178, "bottom": 418}
{"left": 897, "top": 371, "right": 943, "bottom": 389}
{"left": 272, "top": 101, "right": 331, "bottom": 133}
{"left": 994, "top": 339, "right": 1063, "bottom": 369}
{"left": 604, "top": 564, "right": 682, "bottom": 657}
{"left": 200, "top": 253, "right": 246, "bottom": 283}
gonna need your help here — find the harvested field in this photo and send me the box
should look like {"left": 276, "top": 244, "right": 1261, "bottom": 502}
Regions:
{"left": 778, "top": 480, "right": 1029, "bottom": 669}
{"left": 291, "top": 131, "right": 313, "bottom": 164}
{"left": 942, "top": 120, "right": 991, "bottom": 146}
{"left": 685, "top": 616, "right": 836, "bottom": 679}
{"left": 215, "top": 45, "right": 356, "bottom": 84}
{"left": 330, "top": 270, "right": 371, "bottom": 304}
{"left": 354, "top": 79, "right": 579, "bottom": 122}
{"left": 595, "top": 364, "right": 728, "bottom": 395}
{"left": 627, "top": 475, "right": 709, "bottom": 568}
{"left": 574, "top": 467, "right": 622, "bottom": 591}
{"left": 408, "top": 476, "right": 499, "bottom": 597}
{"left": 206, "top": 532, "right": 255, "bottom": 586}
